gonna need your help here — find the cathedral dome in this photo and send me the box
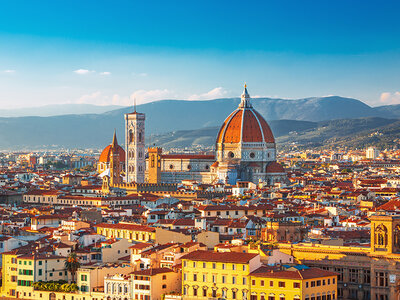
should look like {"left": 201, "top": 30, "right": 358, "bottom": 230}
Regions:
{"left": 99, "top": 145, "right": 126, "bottom": 164}
{"left": 216, "top": 85, "right": 275, "bottom": 144}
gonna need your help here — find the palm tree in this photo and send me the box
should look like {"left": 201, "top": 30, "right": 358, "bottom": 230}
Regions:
{"left": 64, "top": 253, "right": 80, "bottom": 283}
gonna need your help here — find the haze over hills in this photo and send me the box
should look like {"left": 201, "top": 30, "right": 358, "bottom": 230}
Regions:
{"left": 0, "top": 104, "right": 123, "bottom": 117}
{"left": 0, "top": 96, "right": 399, "bottom": 149}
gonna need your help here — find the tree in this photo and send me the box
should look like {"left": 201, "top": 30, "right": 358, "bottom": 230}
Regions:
{"left": 64, "top": 253, "right": 81, "bottom": 283}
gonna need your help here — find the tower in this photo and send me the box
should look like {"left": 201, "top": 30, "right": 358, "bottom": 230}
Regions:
{"left": 148, "top": 147, "right": 162, "bottom": 184}
{"left": 125, "top": 101, "right": 146, "bottom": 183}
{"left": 109, "top": 130, "right": 122, "bottom": 186}
{"left": 370, "top": 215, "right": 400, "bottom": 254}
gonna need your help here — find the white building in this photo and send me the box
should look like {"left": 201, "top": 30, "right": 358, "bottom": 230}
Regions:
{"left": 366, "top": 147, "right": 380, "bottom": 159}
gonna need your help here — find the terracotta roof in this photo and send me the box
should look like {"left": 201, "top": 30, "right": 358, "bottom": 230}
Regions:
{"left": 216, "top": 105, "right": 275, "bottom": 144}
{"left": 181, "top": 250, "right": 258, "bottom": 263}
{"left": 99, "top": 144, "right": 125, "bottom": 164}
{"left": 133, "top": 267, "right": 173, "bottom": 276}
{"left": 96, "top": 223, "right": 155, "bottom": 232}
{"left": 251, "top": 266, "right": 337, "bottom": 280}
{"left": 266, "top": 162, "right": 285, "bottom": 174}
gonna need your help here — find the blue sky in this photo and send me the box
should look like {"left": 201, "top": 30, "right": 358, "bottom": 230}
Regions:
{"left": 0, "top": 0, "right": 399, "bottom": 108}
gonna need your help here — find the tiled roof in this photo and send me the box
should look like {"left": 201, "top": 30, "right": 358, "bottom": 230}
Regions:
{"left": 96, "top": 223, "right": 155, "bottom": 232}
{"left": 181, "top": 250, "right": 258, "bottom": 263}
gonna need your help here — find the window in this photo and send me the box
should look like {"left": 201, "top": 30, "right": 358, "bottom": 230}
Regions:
{"left": 162, "top": 284, "right": 167, "bottom": 289}
{"left": 252, "top": 280, "right": 256, "bottom": 286}
{"left": 232, "top": 264, "right": 236, "bottom": 270}
{"left": 203, "top": 274, "right": 207, "bottom": 282}
{"left": 193, "top": 262, "right": 196, "bottom": 268}
{"left": 162, "top": 275, "right": 166, "bottom": 280}
{"left": 222, "top": 276, "right": 226, "bottom": 283}
{"left": 317, "top": 280, "right": 321, "bottom": 286}
{"left": 294, "top": 282, "right": 300, "bottom": 288}
{"left": 222, "top": 263, "right": 225, "bottom": 269}
{"left": 183, "top": 261, "right": 187, "bottom": 267}
{"left": 233, "top": 290, "right": 237, "bottom": 299}
{"left": 203, "top": 289, "right": 207, "bottom": 297}
{"left": 243, "top": 265, "right": 246, "bottom": 271}
{"left": 212, "top": 263, "right": 216, "bottom": 269}
{"left": 203, "top": 262, "right": 206, "bottom": 268}
{"left": 376, "top": 272, "right": 388, "bottom": 287}
{"left": 311, "top": 281, "right": 315, "bottom": 287}
{"left": 193, "top": 274, "right": 197, "bottom": 281}
{"left": 278, "top": 282, "right": 285, "bottom": 287}
{"left": 232, "top": 276, "right": 236, "bottom": 284}
{"left": 363, "top": 270, "right": 370, "bottom": 284}
{"left": 261, "top": 280, "right": 264, "bottom": 286}
{"left": 270, "top": 281, "right": 273, "bottom": 287}
{"left": 349, "top": 269, "right": 359, "bottom": 283}
{"left": 243, "top": 277, "right": 247, "bottom": 285}
{"left": 306, "top": 282, "right": 309, "bottom": 288}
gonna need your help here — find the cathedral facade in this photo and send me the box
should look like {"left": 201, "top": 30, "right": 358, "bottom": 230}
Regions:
{"left": 99, "top": 85, "right": 286, "bottom": 186}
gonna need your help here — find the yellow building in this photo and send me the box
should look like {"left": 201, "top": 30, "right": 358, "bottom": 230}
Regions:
{"left": 1, "top": 252, "right": 18, "bottom": 298}
{"left": 181, "top": 250, "right": 261, "bottom": 299}
{"left": 249, "top": 266, "right": 337, "bottom": 300}
{"left": 96, "top": 222, "right": 156, "bottom": 242}
{"left": 181, "top": 250, "right": 337, "bottom": 300}
{"left": 1, "top": 251, "right": 67, "bottom": 299}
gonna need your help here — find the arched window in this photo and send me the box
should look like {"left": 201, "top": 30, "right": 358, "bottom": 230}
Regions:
{"left": 395, "top": 225, "right": 400, "bottom": 248}
{"left": 151, "top": 155, "right": 155, "bottom": 168}
{"left": 375, "top": 224, "right": 388, "bottom": 247}
{"left": 138, "top": 132, "right": 142, "bottom": 142}
{"left": 129, "top": 129, "right": 134, "bottom": 144}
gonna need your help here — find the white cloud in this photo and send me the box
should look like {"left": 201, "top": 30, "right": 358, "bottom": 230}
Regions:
{"left": 380, "top": 92, "right": 400, "bottom": 105}
{"left": 75, "top": 91, "right": 110, "bottom": 105}
{"left": 99, "top": 71, "right": 111, "bottom": 76}
{"left": 3, "top": 70, "right": 16, "bottom": 73}
{"left": 188, "top": 87, "right": 228, "bottom": 100}
{"left": 73, "top": 69, "right": 93, "bottom": 75}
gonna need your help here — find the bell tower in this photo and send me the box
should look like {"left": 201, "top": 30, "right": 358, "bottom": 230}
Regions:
{"left": 370, "top": 215, "right": 400, "bottom": 254}
{"left": 125, "top": 100, "right": 146, "bottom": 183}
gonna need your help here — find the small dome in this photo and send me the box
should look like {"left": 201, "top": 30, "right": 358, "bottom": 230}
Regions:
{"left": 99, "top": 145, "right": 126, "bottom": 163}
{"left": 265, "top": 161, "right": 285, "bottom": 173}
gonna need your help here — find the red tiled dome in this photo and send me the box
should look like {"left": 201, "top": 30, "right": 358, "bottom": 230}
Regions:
{"left": 99, "top": 145, "right": 125, "bottom": 163}
{"left": 216, "top": 85, "right": 275, "bottom": 145}
{"left": 216, "top": 107, "right": 275, "bottom": 144}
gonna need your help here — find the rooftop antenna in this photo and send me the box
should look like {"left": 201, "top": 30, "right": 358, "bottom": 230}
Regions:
{"left": 134, "top": 97, "right": 137, "bottom": 113}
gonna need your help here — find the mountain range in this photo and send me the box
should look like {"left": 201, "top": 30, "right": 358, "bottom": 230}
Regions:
{"left": 0, "top": 96, "right": 399, "bottom": 150}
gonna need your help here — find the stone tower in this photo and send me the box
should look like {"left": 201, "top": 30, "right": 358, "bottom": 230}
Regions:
{"left": 148, "top": 147, "right": 162, "bottom": 184}
{"left": 109, "top": 130, "right": 122, "bottom": 186}
{"left": 124, "top": 102, "right": 146, "bottom": 183}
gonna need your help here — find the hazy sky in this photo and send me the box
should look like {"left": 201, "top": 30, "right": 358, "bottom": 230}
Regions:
{"left": 0, "top": 0, "right": 399, "bottom": 108}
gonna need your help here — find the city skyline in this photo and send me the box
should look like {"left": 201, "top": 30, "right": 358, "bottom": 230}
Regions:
{"left": 0, "top": 0, "right": 399, "bottom": 108}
